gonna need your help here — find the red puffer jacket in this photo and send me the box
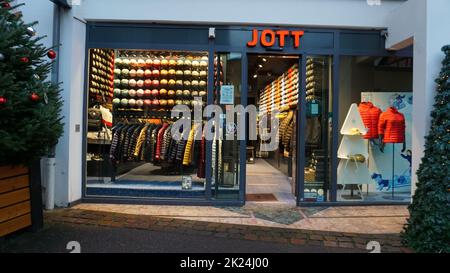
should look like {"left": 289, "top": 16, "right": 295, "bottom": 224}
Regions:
{"left": 378, "top": 107, "right": 405, "bottom": 143}
{"left": 155, "top": 123, "right": 169, "bottom": 160}
{"left": 358, "top": 101, "right": 382, "bottom": 139}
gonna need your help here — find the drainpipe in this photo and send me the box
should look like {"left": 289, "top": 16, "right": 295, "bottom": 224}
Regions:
{"left": 44, "top": 3, "right": 61, "bottom": 210}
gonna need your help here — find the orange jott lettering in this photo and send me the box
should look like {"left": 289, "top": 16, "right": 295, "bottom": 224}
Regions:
{"left": 291, "top": 30, "right": 304, "bottom": 48}
{"left": 276, "top": 30, "right": 289, "bottom": 47}
{"left": 247, "top": 29, "right": 258, "bottom": 47}
{"left": 260, "top": 29, "right": 275, "bottom": 47}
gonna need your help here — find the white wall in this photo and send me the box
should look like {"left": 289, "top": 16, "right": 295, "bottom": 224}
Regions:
{"left": 386, "top": 0, "right": 450, "bottom": 195}
{"left": 18, "top": 1, "right": 86, "bottom": 206}
{"left": 17, "top": 0, "right": 54, "bottom": 49}
{"left": 54, "top": 8, "right": 86, "bottom": 206}
{"left": 75, "top": 0, "right": 405, "bottom": 29}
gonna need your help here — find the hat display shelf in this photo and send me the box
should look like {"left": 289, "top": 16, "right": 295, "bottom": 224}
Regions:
{"left": 337, "top": 103, "right": 371, "bottom": 200}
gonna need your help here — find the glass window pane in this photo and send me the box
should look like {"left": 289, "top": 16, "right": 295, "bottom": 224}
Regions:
{"left": 211, "top": 53, "right": 242, "bottom": 200}
{"left": 85, "top": 48, "right": 208, "bottom": 199}
{"left": 337, "top": 56, "right": 413, "bottom": 202}
{"left": 303, "top": 56, "right": 333, "bottom": 202}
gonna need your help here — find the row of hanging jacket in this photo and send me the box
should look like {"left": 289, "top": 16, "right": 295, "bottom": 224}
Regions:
{"left": 109, "top": 122, "right": 206, "bottom": 178}
{"left": 279, "top": 110, "right": 294, "bottom": 154}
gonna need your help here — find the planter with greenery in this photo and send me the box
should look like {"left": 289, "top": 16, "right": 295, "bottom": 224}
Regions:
{"left": 0, "top": 0, "right": 63, "bottom": 236}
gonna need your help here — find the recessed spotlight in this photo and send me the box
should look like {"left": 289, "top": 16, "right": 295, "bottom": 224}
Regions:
{"left": 253, "top": 74, "right": 258, "bottom": 78}
{"left": 258, "top": 64, "right": 263, "bottom": 68}
{"left": 262, "top": 58, "right": 267, "bottom": 62}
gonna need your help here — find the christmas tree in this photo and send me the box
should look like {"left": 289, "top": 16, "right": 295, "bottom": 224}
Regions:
{"left": 0, "top": 1, "right": 63, "bottom": 165}
{"left": 402, "top": 45, "right": 450, "bottom": 253}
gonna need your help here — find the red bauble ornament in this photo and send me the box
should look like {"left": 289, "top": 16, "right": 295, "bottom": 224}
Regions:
{"left": 47, "top": 50, "right": 57, "bottom": 60}
{"left": 0, "top": 96, "right": 6, "bottom": 104}
{"left": 20, "top": 57, "right": 29, "bottom": 63}
{"left": 30, "top": 93, "right": 40, "bottom": 102}
{"left": 2, "top": 2, "right": 11, "bottom": 8}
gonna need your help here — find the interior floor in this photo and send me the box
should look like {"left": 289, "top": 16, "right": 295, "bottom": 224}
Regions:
{"left": 86, "top": 163, "right": 206, "bottom": 194}
{"left": 246, "top": 159, "right": 296, "bottom": 205}
{"left": 115, "top": 163, "right": 203, "bottom": 183}
{"left": 337, "top": 186, "right": 411, "bottom": 202}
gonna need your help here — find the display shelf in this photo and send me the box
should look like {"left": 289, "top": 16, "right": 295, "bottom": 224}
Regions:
{"left": 340, "top": 103, "right": 368, "bottom": 135}
{"left": 337, "top": 135, "right": 369, "bottom": 159}
{"left": 258, "top": 64, "right": 298, "bottom": 116}
{"left": 337, "top": 103, "right": 372, "bottom": 193}
{"left": 88, "top": 49, "right": 115, "bottom": 102}
{"left": 112, "top": 50, "right": 209, "bottom": 111}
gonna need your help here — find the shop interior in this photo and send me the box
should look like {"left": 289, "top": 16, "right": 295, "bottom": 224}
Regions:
{"left": 246, "top": 54, "right": 332, "bottom": 204}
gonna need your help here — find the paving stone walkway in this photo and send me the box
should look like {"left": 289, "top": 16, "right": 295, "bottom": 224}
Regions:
{"left": 45, "top": 205, "right": 412, "bottom": 253}
{"left": 73, "top": 203, "right": 409, "bottom": 234}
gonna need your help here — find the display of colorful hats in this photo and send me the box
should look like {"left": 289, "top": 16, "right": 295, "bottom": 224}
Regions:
{"left": 111, "top": 51, "right": 209, "bottom": 111}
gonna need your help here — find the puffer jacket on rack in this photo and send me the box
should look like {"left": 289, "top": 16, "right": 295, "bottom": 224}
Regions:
{"left": 279, "top": 110, "right": 294, "bottom": 149}
{"left": 143, "top": 125, "right": 152, "bottom": 162}
{"left": 155, "top": 123, "right": 169, "bottom": 161}
{"left": 134, "top": 124, "right": 149, "bottom": 158}
{"left": 174, "top": 125, "right": 188, "bottom": 162}
{"left": 282, "top": 119, "right": 294, "bottom": 152}
{"left": 358, "top": 101, "right": 382, "bottom": 139}
{"left": 176, "top": 139, "right": 186, "bottom": 162}
{"left": 197, "top": 135, "right": 206, "bottom": 178}
{"left": 183, "top": 124, "right": 198, "bottom": 166}
{"left": 150, "top": 125, "right": 161, "bottom": 162}
{"left": 191, "top": 126, "right": 202, "bottom": 167}
{"left": 138, "top": 124, "right": 150, "bottom": 161}
{"left": 168, "top": 138, "right": 178, "bottom": 163}
{"left": 109, "top": 124, "right": 126, "bottom": 164}
{"left": 117, "top": 126, "right": 127, "bottom": 162}
{"left": 128, "top": 125, "right": 143, "bottom": 161}
{"left": 122, "top": 125, "right": 135, "bottom": 160}
{"left": 161, "top": 124, "right": 172, "bottom": 160}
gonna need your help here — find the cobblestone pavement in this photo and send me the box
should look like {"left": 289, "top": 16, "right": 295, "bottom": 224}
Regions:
{"left": 0, "top": 222, "right": 356, "bottom": 253}
{"left": 74, "top": 203, "right": 409, "bottom": 234}
{"left": 41, "top": 207, "right": 412, "bottom": 253}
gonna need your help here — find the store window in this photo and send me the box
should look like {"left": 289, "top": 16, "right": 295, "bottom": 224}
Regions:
{"left": 85, "top": 48, "right": 209, "bottom": 199}
{"left": 303, "top": 56, "right": 333, "bottom": 202}
{"left": 337, "top": 55, "right": 413, "bottom": 202}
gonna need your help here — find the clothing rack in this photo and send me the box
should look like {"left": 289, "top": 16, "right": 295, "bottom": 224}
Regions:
{"left": 109, "top": 119, "right": 206, "bottom": 182}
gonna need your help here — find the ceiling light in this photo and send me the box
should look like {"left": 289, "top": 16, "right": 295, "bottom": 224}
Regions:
{"left": 258, "top": 64, "right": 263, "bottom": 68}
{"left": 253, "top": 74, "right": 258, "bottom": 78}
{"left": 262, "top": 58, "right": 267, "bottom": 62}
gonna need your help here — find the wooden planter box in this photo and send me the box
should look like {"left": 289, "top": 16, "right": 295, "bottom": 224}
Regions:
{"left": 0, "top": 162, "right": 43, "bottom": 237}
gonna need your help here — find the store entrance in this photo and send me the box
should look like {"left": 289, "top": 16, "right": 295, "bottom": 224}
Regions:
{"left": 246, "top": 54, "right": 299, "bottom": 204}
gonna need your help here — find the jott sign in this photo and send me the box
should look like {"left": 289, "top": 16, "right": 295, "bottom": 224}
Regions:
{"left": 247, "top": 29, "right": 305, "bottom": 48}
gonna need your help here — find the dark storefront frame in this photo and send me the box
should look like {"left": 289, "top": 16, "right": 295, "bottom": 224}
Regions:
{"left": 82, "top": 23, "right": 413, "bottom": 206}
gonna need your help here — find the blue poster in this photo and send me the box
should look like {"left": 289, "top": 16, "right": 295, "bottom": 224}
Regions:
{"left": 361, "top": 92, "right": 412, "bottom": 195}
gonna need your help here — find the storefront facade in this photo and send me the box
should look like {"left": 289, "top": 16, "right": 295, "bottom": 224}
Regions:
{"left": 19, "top": 0, "right": 450, "bottom": 208}
{"left": 82, "top": 23, "right": 413, "bottom": 206}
